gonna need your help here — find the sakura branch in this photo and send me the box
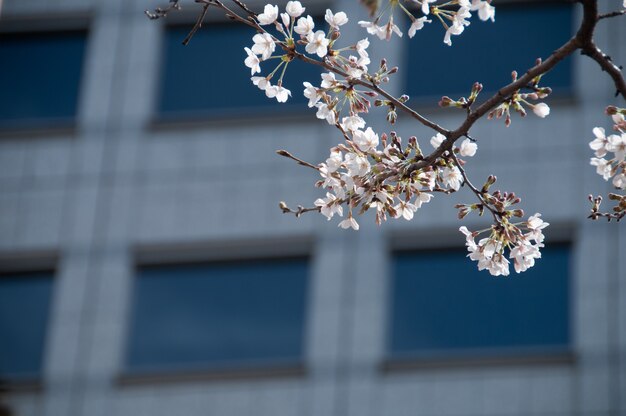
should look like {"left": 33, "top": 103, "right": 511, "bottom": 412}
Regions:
{"left": 146, "top": 0, "right": 626, "bottom": 275}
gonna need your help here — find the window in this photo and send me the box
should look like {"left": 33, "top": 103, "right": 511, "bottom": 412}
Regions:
{"left": 0, "top": 29, "right": 87, "bottom": 131}
{"left": 126, "top": 257, "right": 309, "bottom": 375}
{"left": 0, "top": 271, "right": 54, "bottom": 381}
{"left": 404, "top": 1, "right": 574, "bottom": 102}
{"left": 389, "top": 243, "right": 570, "bottom": 362}
{"left": 157, "top": 23, "right": 322, "bottom": 120}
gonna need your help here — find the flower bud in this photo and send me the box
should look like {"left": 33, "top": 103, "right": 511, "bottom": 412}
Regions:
{"left": 439, "top": 96, "right": 454, "bottom": 107}
{"left": 606, "top": 105, "right": 618, "bottom": 115}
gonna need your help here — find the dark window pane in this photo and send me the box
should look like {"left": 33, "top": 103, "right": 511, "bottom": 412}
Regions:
{"left": 404, "top": 2, "right": 573, "bottom": 101}
{"left": 0, "top": 30, "right": 87, "bottom": 129}
{"left": 127, "top": 257, "right": 308, "bottom": 372}
{"left": 0, "top": 272, "right": 53, "bottom": 380}
{"left": 390, "top": 244, "right": 570, "bottom": 358}
{"left": 158, "top": 24, "right": 321, "bottom": 119}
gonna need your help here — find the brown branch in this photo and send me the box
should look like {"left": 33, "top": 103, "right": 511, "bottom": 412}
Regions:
{"left": 182, "top": 3, "right": 210, "bottom": 45}
{"left": 598, "top": 10, "right": 626, "bottom": 20}
{"left": 450, "top": 153, "right": 500, "bottom": 222}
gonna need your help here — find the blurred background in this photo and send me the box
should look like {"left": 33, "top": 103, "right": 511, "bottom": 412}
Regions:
{"left": 0, "top": 0, "right": 625, "bottom": 415}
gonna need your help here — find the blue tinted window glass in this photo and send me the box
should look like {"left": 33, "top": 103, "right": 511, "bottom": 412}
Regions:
{"left": 405, "top": 3, "right": 573, "bottom": 101}
{"left": 0, "top": 272, "right": 53, "bottom": 380}
{"left": 390, "top": 244, "right": 570, "bottom": 358}
{"left": 0, "top": 31, "right": 86, "bottom": 129}
{"left": 158, "top": 24, "right": 321, "bottom": 118}
{"left": 127, "top": 257, "right": 308, "bottom": 372}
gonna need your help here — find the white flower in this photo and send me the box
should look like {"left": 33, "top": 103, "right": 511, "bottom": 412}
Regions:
{"left": 481, "top": 253, "right": 510, "bottom": 277}
{"left": 414, "top": 192, "right": 433, "bottom": 208}
{"left": 257, "top": 4, "right": 279, "bottom": 25}
{"left": 527, "top": 213, "right": 549, "bottom": 231}
{"left": 394, "top": 201, "right": 418, "bottom": 220}
{"left": 430, "top": 133, "right": 445, "bottom": 149}
{"left": 352, "top": 127, "right": 379, "bottom": 152}
{"left": 442, "top": 166, "right": 463, "bottom": 191}
{"left": 303, "top": 82, "right": 321, "bottom": 107}
{"left": 325, "top": 9, "right": 348, "bottom": 29}
{"left": 590, "top": 157, "right": 612, "bottom": 180}
{"left": 470, "top": 0, "right": 495, "bottom": 22}
{"left": 338, "top": 216, "right": 359, "bottom": 230}
{"left": 417, "top": 170, "right": 436, "bottom": 191}
{"left": 274, "top": 85, "right": 291, "bottom": 102}
{"left": 280, "top": 12, "right": 290, "bottom": 28}
{"left": 510, "top": 240, "right": 541, "bottom": 273}
{"left": 320, "top": 72, "right": 337, "bottom": 89}
{"left": 244, "top": 47, "right": 261, "bottom": 75}
{"left": 421, "top": 0, "right": 437, "bottom": 15}
{"left": 606, "top": 133, "right": 626, "bottom": 161}
{"left": 326, "top": 150, "right": 343, "bottom": 172}
{"left": 380, "top": 16, "right": 402, "bottom": 40}
{"left": 589, "top": 127, "right": 609, "bottom": 157}
{"left": 344, "top": 152, "right": 370, "bottom": 177}
{"left": 315, "top": 192, "right": 343, "bottom": 220}
{"left": 356, "top": 38, "right": 369, "bottom": 59}
{"left": 341, "top": 115, "right": 365, "bottom": 132}
{"left": 294, "top": 15, "right": 315, "bottom": 36}
{"left": 533, "top": 102, "right": 550, "bottom": 118}
{"left": 443, "top": 20, "right": 464, "bottom": 46}
{"left": 358, "top": 21, "right": 384, "bottom": 38}
{"left": 316, "top": 103, "right": 336, "bottom": 125}
{"left": 251, "top": 76, "right": 270, "bottom": 91}
{"left": 459, "top": 138, "right": 477, "bottom": 157}
{"left": 613, "top": 173, "right": 626, "bottom": 189}
{"left": 408, "top": 17, "right": 431, "bottom": 38}
{"left": 286, "top": 1, "right": 305, "bottom": 17}
{"left": 305, "top": 30, "right": 329, "bottom": 57}
{"left": 251, "top": 33, "right": 275, "bottom": 60}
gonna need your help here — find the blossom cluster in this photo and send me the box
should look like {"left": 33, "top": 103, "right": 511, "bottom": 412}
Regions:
{"left": 312, "top": 130, "right": 479, "bottom": 230}
{"left": 460, "top": 213, "right": 549, "bottom": 276}
{"left": 589, "top": 106, "right": 626, "bottom": 190}
{"left": 246, "top": 3, "right": 375, "bottom": 103}
{"left": 358, "top": 0, "right": 495, "bottom": 44}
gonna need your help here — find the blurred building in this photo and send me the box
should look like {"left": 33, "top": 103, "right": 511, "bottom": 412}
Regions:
{"left": 0, "top": 0, "right": 625, "bottom": 415}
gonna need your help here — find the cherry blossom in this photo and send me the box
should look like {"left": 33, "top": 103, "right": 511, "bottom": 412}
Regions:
{"left": 286, "top": 1, "right": 305, "bottom": 18}
{"left": 294, "top": 15, "right": 315, "bottom": 36}
{"left": 257, "top": 4, "right": 279, "bottom": 25}
{"left": 305, "top": 30, "right": 330, "bottom": 57}
{"left": 244, "top": 47, "right": 261, "bottom": 74}
{"left": 325, "top": 9, "right": 348, "bottom": 29}
{"left": 251, "top": 33, "right": 275, "bottom": 60}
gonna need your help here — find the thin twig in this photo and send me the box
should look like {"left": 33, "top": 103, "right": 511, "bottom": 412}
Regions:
{"left": 450, "top": 153, "right": 500, "bottom": 221}
{"left": 276, "top": 150, "right": 320, "bottom": 170}
{"left": 182, "top": 3, "right": 210, "bottom": 45}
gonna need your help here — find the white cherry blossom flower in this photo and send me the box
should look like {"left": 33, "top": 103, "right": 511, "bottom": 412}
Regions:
{"left": 394, "top": 201, "right": 418, "bottom": 220}
{"left": 294, "top": 15, "right": 315, "bottom": 36}
{"left": 358, "top": 20, "right": 384, "bottom": 38}
{"left": 325, "top": 9, "right": 348, "bottom": 29}
{"left": 286, "top": 1, "right": 305, "bottom": 18}
{"left": 443, "top": 20, "right": 464, "bottom": 46}
{"left": 338, "top": 216, "right": 359, "bottom": 230}
{"left": 345, "top": 152, "right": 370, "bottom": 176}
{"left": 590, "top": 157, "right": 612, "bottom": 180}
{"left": 316, "top": 103, "right": 336, "bottom": 125}
{"left": 510, "top": 240, "right": 541, "bottom": 273}
{"left": 244, "top": 47, "right": 261, "bottom": 75}
{"left": 341, "top": 115, "right": 365, "bottom": 132}
{"left": 251, "top": 76, "right": 270, "bottom": 91}
{"left": 380, "top": 16, "right": 402, "bottom": 40}
{"left": 326, "top": 150, "right": 343, "bottom": 172}
{"left": 430, "top": 133, "right": 445, "bottom": 148}
{"left": 414, "top": 192, "right": 433, "bottom": 208}
{"left": 303, "top": 82, "right": 321, "bottom": 107}
{"left": 442, "top": 166, "right": 463, "bottom": 191}
{"left": 589, "top": 127, "right": 609, "bottom": 157}
{"left": 273, "top": 85, "right": 291, "bottom": 102}
{"left": 527, "top": 213, "right": 549, "bottom": 231}
{"left": 356, "top": 38, "right": 369, "bottom": 59}
{"left": 470, "top": 0, "right": 495, "bottom": 22}
{"left": 421, "top": 0, "right": 437, "bottom": 15}
{"left": 533, "top": 102, "right": 550, "bottom": 118}
{"left": 606, "top": 133, "right": 626, "bottom": 161}
{"left": 352, "top": 127, "right": 379, "bottom": 152}
{"left": 315, "top": 192, "right": 343, "bottom": 220}
{"left": 306, "top": 30, "right": 329, "bottom": 57}
{"left": 408, "top": 17, "right": 431, "bottom": 38}
{"left": 613, "top": 173, "right": 626, "bottom": 189}
{"left": 257, "top": 4, "right": 279, "bottom": 25}
{"left": 280, "top": 12, "right": 290, "bottom": 28}
{"left": 251, "top": 33, "right": 275, "bottom": 60}
{"left": 459, "top": 138, "right": 477, "bottom": 157}
{"left": 320, "top": 72, "right": 337, "bottom": 89}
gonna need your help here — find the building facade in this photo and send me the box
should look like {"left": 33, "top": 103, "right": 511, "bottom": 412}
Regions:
{"left": 0, "top": 0, "right": 625, "bottom": 415}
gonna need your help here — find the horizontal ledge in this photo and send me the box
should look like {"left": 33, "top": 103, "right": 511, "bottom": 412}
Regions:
{"left": 116, "top": 364, "right": 306, "bottom": 387}
{"left": 0, "top": 379, "right": 43, "bottom": 394}
{"left": 381, "top": 350, "right": 576, "bottom": 373}
{"left": 0, "top": 125, "right": 76, "bottom": 140}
